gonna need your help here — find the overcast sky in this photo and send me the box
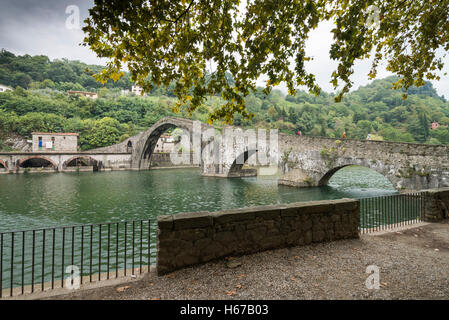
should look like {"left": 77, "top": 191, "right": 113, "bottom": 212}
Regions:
{"left": 1, "top": 0, "right": 449, "bottom": 97}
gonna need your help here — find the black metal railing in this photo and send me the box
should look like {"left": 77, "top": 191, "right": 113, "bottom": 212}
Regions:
{"left": 359, "top": 192, "right": 427, "bottom": 234}
{"left": 0, "top": 219, "right": 155, "bottom": 298}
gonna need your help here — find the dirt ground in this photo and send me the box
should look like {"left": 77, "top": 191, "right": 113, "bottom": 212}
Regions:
{"left": 44, "top": 221, "right": 449, "bottom": 300}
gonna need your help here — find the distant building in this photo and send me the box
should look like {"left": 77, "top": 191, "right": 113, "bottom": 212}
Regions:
{"left": 0, "top": 84, "right": 12, "bottom": 93}
{"left": 68, "top": 90, "right": 98, "bottom": 99}
{"left": 154, "top": 135, "right": 175, "bottom": 153}
{"left": 431, "top": 121, "right": 448, "bottom": 130}
{"left": 131, "top": 85, "right": 146, "bottom": 96}
{"left": 31, "top": 132, "right": 78, "bottom": 152}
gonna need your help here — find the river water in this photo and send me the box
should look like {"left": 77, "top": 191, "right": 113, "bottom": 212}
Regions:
{"left": 0, "top": 166, "right": 397, "bottom": 233}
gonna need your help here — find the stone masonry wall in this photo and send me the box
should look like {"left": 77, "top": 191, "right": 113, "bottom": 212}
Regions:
{"left": 156, "top": 198, "right": 360, "bottom": 275}
{"left": 422, "top": 187, "right": 449, "bottom": 221}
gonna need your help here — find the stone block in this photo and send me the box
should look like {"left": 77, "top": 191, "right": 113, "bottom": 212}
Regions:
{"left": 212, "top": 207, "right": 256, "bottom": 224}
{"left": 312, "top": 230, "right": 325, "bottom": 242}
{"left": 254, "top": 205, "right": 281, "bottom": 219}
{"left": 246, "top": 227, "right": 267, "bottom": 243}
{"left": 214, "top": 231, "right": 236, "bottom": 242}
{"left": 304, "top": 230, "right": 312, "bottom": 244}
{"left": 194, "top": 237, "right": 212, "bottom": 250}
{"left": 301, "top": 217, "right": 313, "bottom": 231}
{"left": 178, "top": 228, "right": 206, "bottom": 241}
{"left": 299, "top": 201, "right": 336, "bottom": 214}
{"left": 173, "top": 211, "right": 212, "bottom": 230}
{"left": 157, "top": 215, "right": 174, "bottom": 230}
{"left": 280, "top": 204, "right": 301, "bottom": 217}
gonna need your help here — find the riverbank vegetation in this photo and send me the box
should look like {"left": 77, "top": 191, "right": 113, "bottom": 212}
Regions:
{"left": 1, "top": 50, "right": 449, "bottom": 150}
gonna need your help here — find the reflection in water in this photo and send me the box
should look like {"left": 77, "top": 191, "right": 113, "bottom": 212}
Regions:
{"left": 0, "top": 166, "right": 397, "bottom": 232}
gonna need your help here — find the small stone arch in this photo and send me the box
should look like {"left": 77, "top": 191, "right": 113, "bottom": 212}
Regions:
{"left": 16, "top": 156, "right": 58, "bottom": 170}
{"left": 62, "top": 156, "right": 98, "bottom": 169}
{"left": 127, "top": 140, "right": 133, "bottom": 153}
{"left": 318, "top": 164, "right": 396, "bottom": 189}
{"left": 0, "top": 160, "right": 8, "bottom": 171}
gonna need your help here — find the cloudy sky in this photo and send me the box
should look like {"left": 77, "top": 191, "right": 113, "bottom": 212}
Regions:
{"left": 1, "top": 0, "right": 449, "bottom": 97}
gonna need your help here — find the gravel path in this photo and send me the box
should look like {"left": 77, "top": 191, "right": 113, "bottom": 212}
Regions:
{"left": 46, "top": 221, "right": 449, "bottom": 300}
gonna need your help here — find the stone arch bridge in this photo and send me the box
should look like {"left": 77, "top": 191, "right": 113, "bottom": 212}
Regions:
{"left": 2, "top": 116, "right": 449, "bottom": 190}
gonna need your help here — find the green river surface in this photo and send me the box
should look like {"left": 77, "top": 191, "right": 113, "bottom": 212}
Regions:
{"left": 0, "top": 166, "right": 398, "bottom": 290}
{"left": 0, "top": 166, "right": 397, "bottom": 232}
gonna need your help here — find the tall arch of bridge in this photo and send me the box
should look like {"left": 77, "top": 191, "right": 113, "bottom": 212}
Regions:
{"left": 131, "top": 117, "right": 211, "bottom": 170}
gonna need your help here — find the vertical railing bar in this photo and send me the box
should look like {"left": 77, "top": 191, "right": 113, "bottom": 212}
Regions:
{"left": 406, "top": 193, "right": 409, "bottom": 225}
{"left": 132, "top": 221, "right": 135, "bottom": 275}
{"left": 386, "top": 195, "right": 390, "bottom": 230}
{"left": 21, "top": 231, "right": 25, "bottom": 295}
{"left": 407, "top": 194, "right": 410, "bottom": 225}
{"left": 384, "top": 195, "right": 388, "bottom": 230}
{"left": 379, "top": 196, "right": 382, "bottom": 231}
{"left": 387, "top": 195, "right": 390, "bottom": 230}
{"left": 81, "top": 226, "right": 84, "bottom": 285}
{"left": 395, "top": 194, "right": 398, "bottom": 229}
{"left": 359, "top": 199, "right": 362, "bottom": 234}
{"left": 31, "top": 230, "right": 35, "bottom": 293}
{"left": 402, "top": 194, "right": 406, "bottom": 227}
{"left": 361, "top": 198, "right": 365, "bottom": 234}
{"left": 98, "top": 224, "right": 102, "bottom": 282}
{"left": 89, "top": 225, "right": 93, "bottom": 283}
{"left": 0, "top": 233, "right": 3, "bottom": 298}
{"left": 71, "top": 227, "right": 75, "bottom": 269}
{"left": 10, "top": 232, "right": 14, "bottom": 297}
{"left": 124, "top": 222, "right": 127, "bottom": 276}
{"left": 381, "top": 196, "right": 385, "bottom": 231}
{"left": 116, "top": 223, "right": 119, "bottom": 279}
{"left": 405, "top": 193, "right": 408, "bottom": 225}
{"left": 107, "top": 224, "right": 110, "bottom": 280}
{"left": 415, "top": 193, "right": 417, "bottom": 222}
{"left": 380, "top": 196, "right": 384, "bottom": 231}
{"left": 70, "top": 226, "right": 75, "bottom": 288}
{"left": 41, "top": 229, "right": 46, "bottom": 292}
{"left": 140, "top": 220, "right": 143, "bottom": 274}
{"left": 61, "top": 228, "right": 65, "bottom": 288}
{"left": 415, "top": 193, "right": 418, "bottom": 223}
{"left": 148, "top": 220, "right": 151, "bottom": 268}
{"left": 51, "top": 229, "right": 55, "bottom": 290}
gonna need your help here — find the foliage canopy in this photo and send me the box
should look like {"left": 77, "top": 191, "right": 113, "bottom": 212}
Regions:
{"left": 83, "top": 0, "right": 449, "bottom": 123}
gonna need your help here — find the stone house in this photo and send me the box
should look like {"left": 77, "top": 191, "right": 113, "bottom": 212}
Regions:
{"left": 31, "top": 132, "right": 78, "bottom": 152}
{"left": 0, "top": 84, "right": 12, "bottom": 92}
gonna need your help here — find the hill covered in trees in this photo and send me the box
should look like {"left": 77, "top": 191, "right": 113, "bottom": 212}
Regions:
{"left": 1, "top": 50, "right": 449, "bottom": 151}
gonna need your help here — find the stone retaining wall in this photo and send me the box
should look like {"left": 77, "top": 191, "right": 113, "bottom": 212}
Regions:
{"left": 422, "top": 187, "right": 449, "bottom": 221}
{"left": 156, "top": 198, "right": 360, "bottom": 275}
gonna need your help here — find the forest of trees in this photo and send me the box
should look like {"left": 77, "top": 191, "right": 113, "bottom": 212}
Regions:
{"left": 1, "top": 50, "right": 449, "bottom": 151}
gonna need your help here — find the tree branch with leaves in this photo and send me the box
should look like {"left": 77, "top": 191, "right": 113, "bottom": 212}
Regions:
{"left": 83, "top": 0, "right": 449, "bottom": 124}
